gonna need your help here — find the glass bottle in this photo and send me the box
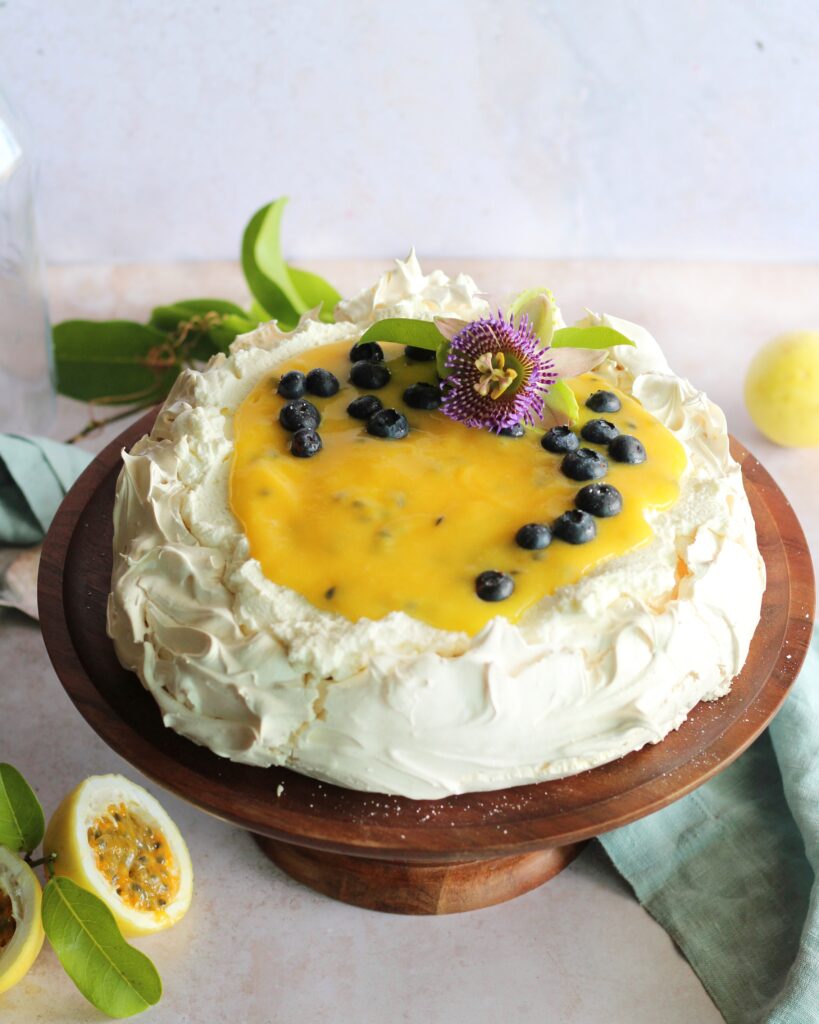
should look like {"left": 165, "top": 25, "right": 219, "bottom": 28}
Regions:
{"left": 0, "top": 89, "right": 54, "bottom": 435}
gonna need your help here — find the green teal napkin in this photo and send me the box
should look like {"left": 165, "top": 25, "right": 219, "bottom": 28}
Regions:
{"left": 0, "top": 434, "right": 91, "bottom": 545}
{"left": 601, "top": 630, "right": 819, "bottom": 1024}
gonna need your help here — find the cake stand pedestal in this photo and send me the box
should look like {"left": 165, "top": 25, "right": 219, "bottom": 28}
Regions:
{"left": 254, "top": 836, "right": 586, "bottom": 914}
{"left": 38, "top": 410, "right": 815, "bottom": 915}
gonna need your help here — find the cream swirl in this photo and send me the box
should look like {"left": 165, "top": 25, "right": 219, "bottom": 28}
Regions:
{"left": 107, "top": 259, "right": 765, "bottom": 798}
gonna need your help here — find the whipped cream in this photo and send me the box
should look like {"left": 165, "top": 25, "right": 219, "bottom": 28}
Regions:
{"left": 107, "top": 254, "right": 765, "bottom": 799}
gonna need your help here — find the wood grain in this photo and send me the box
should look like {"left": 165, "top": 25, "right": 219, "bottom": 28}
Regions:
{"left": 37, "top": 409, "right": 815, "bottom": 913}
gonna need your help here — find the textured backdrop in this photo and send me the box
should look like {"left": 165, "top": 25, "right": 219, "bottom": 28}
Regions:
{"left": 1, "top": 0, "right": 816, "bottom": 262}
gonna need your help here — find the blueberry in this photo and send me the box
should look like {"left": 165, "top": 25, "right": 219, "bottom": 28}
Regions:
{"left": 367, "top": 408, "right": 410, "bottom": 439}
{"left": 475, "top": 570, "right": 515, "bottom": 602}
{"left": 499, "top": 422, "right": 525, "bottom": 438}
{"left": 575, "top": 483, "right": 623, "bottom": 518}
{"left": 403, "top": 382, "right": 441, "bottom": 410}
{"left": 405, "top": 345, "right": 436, "bottom": 362}
{"left": 586, "top": 390, "right": 621, "bottom": 413}
{"left": 305, "top": 367, "right": 340, "bottom": 397}
{"left": 277, "top": 371, "right": 306, "bottom": 399}
{"left": 541, "top": 426, "right": 580, "bottom": 453}
{"left": 347, "top": 394, "right": 383, "bottom": 420}
{"left": 581, "top": 418, "right": 619, "bottom": 445}
{"left": 350, "top": 360, "right": 391, "bottom": 389}
{"left": 609, "top": 434, "right": 647, "bottom": 464}
{"left": 279, "top": 398, "right": 320, "bottom": 432}
{"left": 350, "top": 341, "right": 384, "bottom": 362}
{"left": 290, "top": 428, "right": 322, "bottom": 458}
{"left": 515, "top": 523, "right": 552, "bottom": 550}
{"left": 553, "top": 510, "right": 597, "bottom": 544}
{"left": 561, "top": 448, "right": 608, "bottom": 481}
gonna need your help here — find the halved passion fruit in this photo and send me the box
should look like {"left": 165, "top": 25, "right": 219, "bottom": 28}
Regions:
{"left": 0, "top": 845, "right": 45, "bottom": 995}
{"left": 43, "top": 774, "right": 192, "bottom": 937}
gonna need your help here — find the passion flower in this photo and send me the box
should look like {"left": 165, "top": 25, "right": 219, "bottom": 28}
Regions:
{"left": 440, "top": 312, "right": 558, "bottom": 431}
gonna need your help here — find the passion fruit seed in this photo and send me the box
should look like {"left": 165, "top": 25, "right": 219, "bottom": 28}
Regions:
{"left": 0, "top": 889, "right": 16, "bottom": 950}
{"left": 87, "top": 803, "right": 178, "bottom": 915}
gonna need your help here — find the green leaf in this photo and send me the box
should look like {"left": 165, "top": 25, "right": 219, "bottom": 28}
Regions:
{"left": 288, "top": 267, "right": 341, "bottom": 324}
{"left": 241, "top": 199, "right": 341, "bottom": 326}
{"left": 53, "top": 321, "right": 180, "bottom": 404}
{"left": 42, "top": 877, "right": 162, "bottom": 1019}
{"left": 355, "top": 318, "right": 445, "bottom": 351}
{"left": 436, "top": 340, "right": 452, "bottom": 378}
{"left": 552, "top": 325, "right": 635, "bottom": 350}
{"left": 248, "top": 299, "right": 271, "bottom": 323}
{"left": 544, "top": 379, "right": 580, "bottom": 423}
{"left": 0, "top": 763, "right": 44, "bottom": 854}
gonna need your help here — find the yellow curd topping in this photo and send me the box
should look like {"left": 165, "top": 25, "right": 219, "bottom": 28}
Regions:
{"left": 230, "top": 341, "right": 686, "bottom": 635}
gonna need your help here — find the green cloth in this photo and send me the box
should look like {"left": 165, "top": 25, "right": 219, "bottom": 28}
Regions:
{"left": 601, "top": 630, "right": 819, "bottom": 1023}
{"left": 0, "top": 434, "right": 92, "bottom": 545}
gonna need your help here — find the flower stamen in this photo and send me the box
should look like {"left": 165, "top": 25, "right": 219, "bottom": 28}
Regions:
{"left": 474, "top": 351, "right": 518, "bottom": 399}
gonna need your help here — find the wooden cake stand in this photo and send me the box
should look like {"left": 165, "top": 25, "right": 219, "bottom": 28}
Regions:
{"left": 38, "top": 410, "right": 815, "bottom": 915}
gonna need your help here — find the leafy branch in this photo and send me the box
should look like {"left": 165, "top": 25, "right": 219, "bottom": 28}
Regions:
{"left": 53, "top": 198, "right": 342, "bottom": 442}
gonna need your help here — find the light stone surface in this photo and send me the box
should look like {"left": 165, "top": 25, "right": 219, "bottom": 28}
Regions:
{"left": 2, "top": 258, "right": 818, "bottom": 1022}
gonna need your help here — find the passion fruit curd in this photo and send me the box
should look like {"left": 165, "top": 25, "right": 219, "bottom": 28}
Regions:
{"left": 230, "top": 340, "right": 686, "bottom": 635}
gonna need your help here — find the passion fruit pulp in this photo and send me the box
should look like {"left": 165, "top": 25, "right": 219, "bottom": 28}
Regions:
{"left": 0, "top": 847, "right": 45, "bottom": 995}
{"left": 43, "top": 774, "right": 192, "bottom": 937}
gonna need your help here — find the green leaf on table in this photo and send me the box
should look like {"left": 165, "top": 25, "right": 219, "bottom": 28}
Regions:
{"left": 355, "top": 318, "right": 445, "bottom": 352}
{"left": 42, "top": 877, "right": 162, "bottom": 1019}
{"left": 241, "top": 198, "right": 340, "bottom": 327}
{"left": 552, "top": 325, "right": 635, "bottom": 350}
{"left": 53, "top": 321, "right": 180, "bottom": 404}
{"left": 544, "top": 379, "right": 580, "bottom": 424}
{"left": 0, "top": 763, "right": 44, "bottom": 854}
